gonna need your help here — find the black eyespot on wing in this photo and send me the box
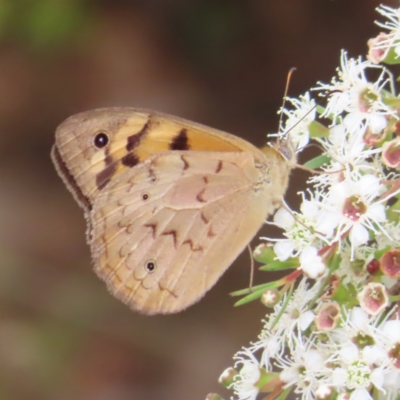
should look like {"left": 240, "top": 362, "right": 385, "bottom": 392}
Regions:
{"left": 145, "top": 260, "right": 156, "bottom": 273}
{"left": 142, "top": 193, "right": 149, "bottom": 201}
{"left": 94, "top": 132, "right": 109, "bottom": 148}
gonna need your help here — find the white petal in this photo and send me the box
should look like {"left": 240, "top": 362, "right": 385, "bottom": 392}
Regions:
{"left": 299, "top": 310, "right": 315, "bottom": 331}
{"left": 344, "top": 112, "right": 364, "bottom": 132}
{"left": 274, "top": 207, "right": 295, "bottom": 229}
{"left": 357, "top": 174, "right": 382, "bottom": 197}
{"left": 349, "top": 387, "right": 372, "bottom": 400}
{"left": 349, "top": 307, "right": 369, "bottom": 329}
{"left": 300, "top": 199, "right": 319, "bottom": 219}
{"left": 331, "top": 367, "right": 348, "bottom": 386}
{"left": 363, "top": 345, "right": 386, "bottom": 365}
{"left": 350, "top": 223, "right": 369, "bottom": 247}
{"left": 274, "top": 240, "right": 294, "bottom": 261}
{"left": 367, "top": 203, "right": 386, "bottom": 222}
{"left": 382, "top": 320, "right": 400, "bottom": 342}
{"left": 339, "top": 343, "right": 359, "bottom": 363}
{"left": 369, "top": 113, "right": 387, "bottom": 134}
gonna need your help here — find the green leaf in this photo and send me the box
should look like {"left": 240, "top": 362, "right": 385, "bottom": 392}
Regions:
{"left": 259, "top": 258, "right": 299, "bottom": 271}
{"left": 230, "top": 280, "right": 282, "bottom": 297}
{"left": 380, "top": 42, "right": 400, "bottom": 65}
{"left": 332, "top": 281, "right": 358, "bottom": 307}
{"left": 233, "top": 287, "right": 267, "bottom": 306}
{"left": 316, "top": 105, "right": 326, "bottom": 115}
{"left": 375, "top": 245, "right": 391, "bottom": 261}
{"left": 303, "top": 154, "right": 331, "bottom": 169}
{"left": 387, "top": 197, "right": 400, "bottom": 223}
{"left": 309, "top": 120, "right": 330, "bottom": 138}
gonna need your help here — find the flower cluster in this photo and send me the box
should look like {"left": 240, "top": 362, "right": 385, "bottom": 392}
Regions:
{"left": 212, "top": 4, "right": 400, "bottom": 400}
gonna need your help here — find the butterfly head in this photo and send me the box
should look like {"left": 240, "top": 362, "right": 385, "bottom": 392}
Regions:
{"left": 275, "top": 135, "right": 297, "bottom": 166}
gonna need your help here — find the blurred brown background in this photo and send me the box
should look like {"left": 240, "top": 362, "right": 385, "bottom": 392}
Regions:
{"left": 0, "top": 1, "right": 396, "bottom": 399}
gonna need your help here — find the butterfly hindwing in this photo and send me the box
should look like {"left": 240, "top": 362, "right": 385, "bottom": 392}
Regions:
{"left": 90, "top": 150, "right": 273, "bottom": 314}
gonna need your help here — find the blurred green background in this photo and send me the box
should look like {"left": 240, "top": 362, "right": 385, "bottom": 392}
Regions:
{"left": 0, "top": 1, "right": 395, "bottom": 399}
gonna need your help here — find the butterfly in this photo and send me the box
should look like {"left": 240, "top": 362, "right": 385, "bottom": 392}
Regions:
{"left": 51, "top": 108, "right": 295, "bottom": 314}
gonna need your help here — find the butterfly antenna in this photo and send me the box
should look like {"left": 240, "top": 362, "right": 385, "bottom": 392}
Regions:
{"left": 247, "top": 244, "right": 254, "bottom": 293}
{"left": 278, "top": 67, "right": 297, "bottom": 140}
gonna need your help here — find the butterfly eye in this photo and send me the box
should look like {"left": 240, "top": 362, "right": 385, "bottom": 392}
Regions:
{"left": 145, "top": 260, "right": 156, "bottom": 273}
{"left": 279, "top": 145, "right": 293, "bottom": 161}
{"left": 93, "top": 132, "right": 109, "bottom": 148}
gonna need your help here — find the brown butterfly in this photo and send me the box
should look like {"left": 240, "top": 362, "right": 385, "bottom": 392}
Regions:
{"left": 51, "top": 108, "right": 294, "bottom": 314}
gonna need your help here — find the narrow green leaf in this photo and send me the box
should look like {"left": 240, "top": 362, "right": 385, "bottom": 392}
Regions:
{"left": 230, "top": 280, "right": 281, "bottom": 297}
{"left": 233, "top": 288, "right": 266, "bottom": 306}
{"left": 259, "top": 258, "right": 299, "bottom": 271}
{"left": 303, "top": 154, "right": 331, "bottom": 169}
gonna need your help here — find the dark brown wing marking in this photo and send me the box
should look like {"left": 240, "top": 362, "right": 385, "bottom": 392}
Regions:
{"left": 207, "top": 226, "right": 217, "bottom": 237}
{"left": 180, "top": 155, "right": 189, "bottom": 170}
{"left": 158, "top": 283, "right": 178, "bottom": 298}
{"left": 182, "top": 239, "right": 203, "bottom": 252}
{"left": 215, "top": 160, "right": 223, "bottom": 173}
{"left": 200, "top": 212, "right": 209, "bottom": 224}
{"left": 161, "top": 230, "right": 178, "bottom": 248}
{"left": 170, "top": 128, "right": 189, "bottom": 150}
{"left": 126, "top": 120, "right": 151, "bottom": 151}
{"left": 121, "top": 152, "right": 140, "bottom": 167}
{"left": 196, "top": 188, "right": 206, "bottom": 203}
{"left": 96, "top": 148, "right": 117, "bottom": 190}
{"left": 144, "top": 223, "right": 157, "bottom": 238}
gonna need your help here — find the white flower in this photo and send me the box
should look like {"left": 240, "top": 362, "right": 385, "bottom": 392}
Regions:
{"left": 269, "top": 198, "right": 327, "bottom": 261}
{"left": 232, "top": 349, "right": 261, "bottom": 400}
{"left": 330, "top": 342, "right": 386, "bottom": 399}
{"left": 276, "top": 335, "right": 327, "bottom": 399}
{"left": 321, "top": 174, "right": 386, "bottom": 258}
{"left": 258, "top": 277, "right": 318, "bottom": 360}
{"left": 279, "top": 92, "right": 316, "bottom": 149}
{"left": 373, "top": 5, "right": 400, "bottom": 57}
{"left": 312, "top": 123, "right": 383, "bottom": 185}
{"left": 314, "top": 51, "right": 395, "bottom": 131}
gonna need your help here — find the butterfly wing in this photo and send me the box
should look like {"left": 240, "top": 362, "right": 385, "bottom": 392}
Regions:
{"left": 90, "top": 150, "right": 277, "bottom": 314}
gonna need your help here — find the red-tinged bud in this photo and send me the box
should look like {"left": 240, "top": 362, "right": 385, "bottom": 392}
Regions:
{"left": 381, "top": 249, "right": 400, "bottom": 278}
{"left": 382, "top": 139, "right": 400, "bottom": 168}
{"left": 315, "top": 302, "right": 340, "bottom": 331}
{"left": 218, "top": 368, "right": 237, "bottom": 388}
{"left": 367, "top": 33, "right": 390, "bottom": 64}
{"left": 357, "top": 282, "right": 389, "bottom": 315}
{"left": 388, "top": 342, "right": 400, "bottom": 369}
{"left": 205, "top": 394, "right": 225, "bottom": 400}
{"left": 366, "top": 258, "right": 380, "bottom": 275}
{"left": 323, "top": 275, "right": 340, "bottom": 299}
{"left": 315, "top": 384, "right": 334, "bottom": 399}
{"left": 364, "top": 127, "right": 386, "bottom": 146}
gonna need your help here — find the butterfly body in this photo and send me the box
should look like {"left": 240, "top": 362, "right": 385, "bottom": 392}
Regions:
{"left": 52, "top": 108, "right": 293, "bottom": 314}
